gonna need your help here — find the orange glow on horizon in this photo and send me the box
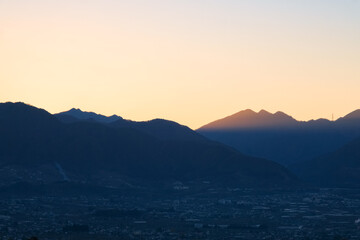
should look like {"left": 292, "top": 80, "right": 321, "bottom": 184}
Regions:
{"left": 1, "top": 1, "right": 359, "bottom": 129}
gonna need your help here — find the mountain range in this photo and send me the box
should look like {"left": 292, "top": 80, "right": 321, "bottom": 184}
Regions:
{"left": 2, "top": 103, "right": 360, "bottom": 189}
{"left": 199, "top": 109, "right": 298, "bottom": 129}
{"left": 55, "top": 110, "right": 207, "bottom": 142}
{"left": 198, "top": 109, "right": 360, "bottom": 165}
{"left": 0, "top": 102, "right": 298, "bottom": 191}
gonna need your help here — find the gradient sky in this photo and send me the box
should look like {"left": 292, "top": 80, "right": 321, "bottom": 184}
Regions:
{"left": 1, "top": 0, "right": 359, "bottom": 129}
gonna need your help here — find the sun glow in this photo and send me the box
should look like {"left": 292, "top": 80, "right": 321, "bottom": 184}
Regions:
{"left": 1, "top": 0, "right": 359, "bottom": 128}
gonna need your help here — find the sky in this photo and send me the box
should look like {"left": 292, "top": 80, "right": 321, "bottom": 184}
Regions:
{"left": 0, "top": 0, "right": 359, "bottom": 129}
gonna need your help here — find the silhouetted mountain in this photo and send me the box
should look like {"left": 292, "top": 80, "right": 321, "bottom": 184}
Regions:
{"left": 292, "top": 136, "right": 360, "bottom": 187}
{"left": 199, "top": 109, "right": 298, "bottom": 130}
{"left": 198, "top": 109, "right": 360, "bottom": 165}
{"left": 0, "top": 102, "right": 298, "bottom": 189}
{"left": 56, "top": 108, "right": 206, "bottom": 142}
{"left": 55, "top": 108, "right": 122, "bottom": 123}
{"left": 110, "top": 118, "right": 207, "bottom": 142}
{"left": 341, "top": 109, "right": 360, "bottom": 120}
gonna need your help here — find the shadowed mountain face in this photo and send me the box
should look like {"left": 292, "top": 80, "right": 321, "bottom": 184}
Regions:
{"left": 198, "top": 109, "right": 360, "bottom": 165}
{"left": 291, "top": 136, "right": 360, "bottom": 187}
{"left": 0, "top": 102, "right": 298, "bottom": 188}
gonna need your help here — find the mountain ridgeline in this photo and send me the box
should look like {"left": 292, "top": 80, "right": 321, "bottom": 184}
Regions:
{"left": 0, "top": 102, "right": 298, "bottom": 190}
{"left": 55, "top": 109, "right": 207, "bottom": 142}
{"left": 55, "top": 108, "right": 123, "bottom": 124}
{"left": 198, "top": 109, "right": 360, "bottom": 166}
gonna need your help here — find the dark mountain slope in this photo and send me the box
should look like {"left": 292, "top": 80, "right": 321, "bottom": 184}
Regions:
{"left": 56, "top": 108, "right": 206, "bottom": 142}
{"left": 0, "top": 102, "right": 298, "bottom": 188}
{"left": 292, "top": 137, "right": 360, "bottom": 187}
{"left": 0, "top": 102, "right": 62, "bottom": 166}
{"left": 110, "top": 118, "right": 207, "bottom": 142}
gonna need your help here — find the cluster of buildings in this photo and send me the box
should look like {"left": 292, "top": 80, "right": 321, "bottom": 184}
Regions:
{"left": 0, "top": 186, "right": 359, "bottom": 239}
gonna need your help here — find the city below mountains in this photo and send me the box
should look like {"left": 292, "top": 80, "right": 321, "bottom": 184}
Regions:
{"left": 1, "top": 102, "right": 360, "bottom": 193}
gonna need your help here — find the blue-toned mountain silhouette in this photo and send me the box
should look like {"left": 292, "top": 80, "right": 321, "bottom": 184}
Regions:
{"left": 56, "top": 109, "right": 207, "bottom": 142}
{"left": 0, "top": 102, "right": 298, "bottom": 189}
{"left": 55, "top": 108, "right": 122, "bottom": 123}
{"left": 198, "top": 109, "right": 360, "bottom": 165}
{"left": 292, "top": 136, "right": 360, "bottom": 187}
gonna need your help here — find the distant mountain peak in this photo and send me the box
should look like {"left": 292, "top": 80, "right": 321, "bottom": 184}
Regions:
{"left": 243, "top": 109, "right": 256, "bottom": 113}
{"left": 258, "top": 109, "right": 271, "bottom": 115}
{"left": 69, "top": 108, "right": 81, "bottom": 111}
{"left": 236, "top": 109, "right": 256, "bottom": 115}
{"left": 274, "top": 111, "right": 286, "bottom": 116}
{"left": 198, "top": 109, "right": 297, "bottom": 130}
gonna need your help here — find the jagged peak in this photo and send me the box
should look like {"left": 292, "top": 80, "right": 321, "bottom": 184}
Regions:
{"left": 234, "top": 109, "right": 256, "bottom": 115}
{"left": 68, "top": 108, "right": 82, "bottom": 112}
{"left": 258, "top": 109, "right": 271, "bottom": 115}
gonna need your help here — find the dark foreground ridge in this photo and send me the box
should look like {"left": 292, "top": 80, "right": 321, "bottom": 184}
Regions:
{"left": 292, "top": 136, "right": 360, "bottom": 187}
